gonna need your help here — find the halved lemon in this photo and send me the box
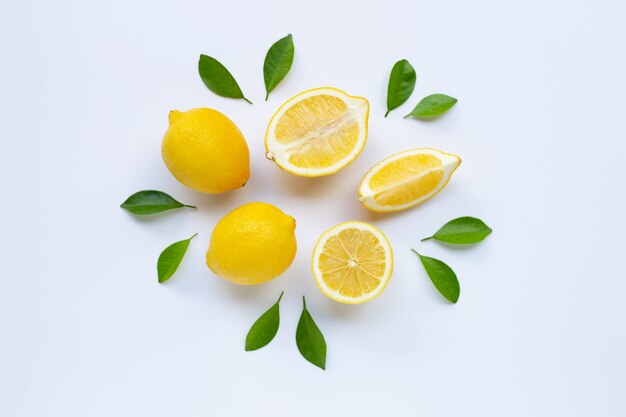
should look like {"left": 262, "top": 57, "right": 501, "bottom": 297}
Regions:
{"left": 265, "top": 87, "right": 369, "bottom": 177}
{"left": 312, "top": 221, "right": 393, "bottom": 304}
{"left": 359, "top": 148, "right": 461, "bottom": 212}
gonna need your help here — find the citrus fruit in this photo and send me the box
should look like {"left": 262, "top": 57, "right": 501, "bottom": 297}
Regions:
{"left": 358, "top": 148, "right": 461, "bottom": 212}
{"left": 264, "top": 87, "right": 369, "bottom": 177}
{"left": 312, "top": 221, "right": 393, "bottom": 304}
{"left": 206, "top": 202, "right": 297, "bottom": 285}
{"left": 162, "top": 108, "right": 250, "bottom": 193}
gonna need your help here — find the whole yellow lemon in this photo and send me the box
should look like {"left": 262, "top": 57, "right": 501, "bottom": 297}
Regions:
{"left": 206, "top": 202, "right": 297, "bottom": 285}
{"left": 162, "top": 108, "right": 250, "bottom": 193}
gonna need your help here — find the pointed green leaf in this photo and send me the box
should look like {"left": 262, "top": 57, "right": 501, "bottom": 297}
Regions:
{"left": 245, "top": 292, "right": 284, "bottom": 351}
{"left": 120, "top": 190, "right": 196, "bottom": 215}
{"left": 158, "top": 233, "right": 197, "bottom": 283}
{"left": 296, "top": 296, "right": 326, "bottom": 370}
{"left": 423, "top": 216, "right": 492, "bottom": 244}
{"left": 385, "top": 59, "right": 416, "bottom": 117}
{"left": 412, "top": 250, "right": 460, "bottom": 303}
{"left": 198, "top": 54, "right": 251, "bottom": 103}
{"left": 263, "top": 34, "right": 294, "bottom": 100}
{"left": 405, "top": 94, "right": 457, "bottom": 118}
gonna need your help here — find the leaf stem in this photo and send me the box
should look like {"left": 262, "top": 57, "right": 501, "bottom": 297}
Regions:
{"left": 243, "top": 97, "right": 253, "bottom": 105}
{"left": 189, "top": 233, "right": 198, "bottom": 240}
{"left": 265, "top": 92, "right": 269, "bottom": 101}
{"left": 183, "top": 205, "right": 197, "bottom": 209}
{"left": 302, "top": 295, "right": 306, "bottom": 309}
{"left": 403, "top": 114, "right": 411, "bottom": 119}
{"left": 410, "top": 248, "right": 420, "bottom": 256}
{"left": 421, "top": 236, "right": 434, "bottom": 242}
{"left": 384, "top": 110, "right": 390, "bottom": 117}
{"left": 277, "top": 291, "right": 284, "bottom": 303}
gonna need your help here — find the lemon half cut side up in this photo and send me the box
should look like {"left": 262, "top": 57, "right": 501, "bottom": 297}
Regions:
{"left": 265, "top": 87, "right": 369, "bottom": 177}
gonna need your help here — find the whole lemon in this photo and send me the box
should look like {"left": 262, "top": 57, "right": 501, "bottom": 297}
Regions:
{"left": 206, "top": 202, "right": 297, "bottom": 285}
{"left": 162, "top": 108, "right": 250, "bottom": 193}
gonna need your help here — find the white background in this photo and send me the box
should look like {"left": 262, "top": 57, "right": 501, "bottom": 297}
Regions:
{"left": 1, "top": 0, "right": 625, "bottom": 416}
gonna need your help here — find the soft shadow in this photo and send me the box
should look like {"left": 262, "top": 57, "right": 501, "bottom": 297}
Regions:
{"left": 270, "top": 169, "right": 339, "bottom": 197}
{"left": 123, "top": 208, "right": 196, "bottom": 224}
{"left": 320, "top": 297, "right": 362, "bottom": 320}
{"left": 423, "top": 241, "right": 480, "bottom": 253}
{"left": 210, "top": 277, "right": 269, "bottom": 304}
{"left": 318, "top": 291, "right": 391, "bottom": 323}
{"left": 430, "top": 291, "right": 458, "bottom": 306}
{"left": 353, "top": 203, "right": 426, "bottom": 223}
{"left": 193, "top": 188, "right": 240, "bottom": 211}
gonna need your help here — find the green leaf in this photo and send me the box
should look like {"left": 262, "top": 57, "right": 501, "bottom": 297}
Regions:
{"left": 385, "top": 59, "right": 416, "bottom": 117}
{"left": 120, "top": 190, "right": 196, "bottom": 215}
{"left": 296, "top": 296, "right": 326, "bottom": 370}
{"left": 423, "top": 216, "right": 492, "bottom": 244}
{"left": 404, "top": 94, "right": 457, "bottom": 118}
{"left": 412, "top": 250, "right": 460, "bottom": 303}
{"left": 263, "top": 34, "right": 294, "bottom": 100}
{"left": 198, "top": 54, "right": 252, "bottom": 104}
{"left": 245, "top": 292, "right": 284, "bottom": 351}
{"left": 158, "top": 233, "right": 197, "bottom": 283}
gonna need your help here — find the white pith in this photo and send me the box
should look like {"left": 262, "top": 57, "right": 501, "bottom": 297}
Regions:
{"left": 358, "top": 148, "right": 461, "bottom": 212}
{"left": 265, "top": 88, "right": 369, "bottom": 177}
{"left": 312, "top": 221, "right": 393, "bottom": 304}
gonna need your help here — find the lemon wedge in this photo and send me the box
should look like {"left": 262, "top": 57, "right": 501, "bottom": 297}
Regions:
{"left": 358, "top": 148, "right": 461, "bottom": 212}
{"left": 265, "top": 87, "right": 369, "bottom": 177}
{"left": 312, "top": 221, "right": 393, "bottom": 304}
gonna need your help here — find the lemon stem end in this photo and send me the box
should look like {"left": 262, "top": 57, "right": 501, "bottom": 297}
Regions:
{"left": 169, "top": 110, "right": 183, "bottom": 124}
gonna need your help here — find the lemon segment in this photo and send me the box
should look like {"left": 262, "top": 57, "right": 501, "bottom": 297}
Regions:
{"left": 312, "top": 222, "right": 393, "bottom": 304}
{"left": 265, "top": 87, "right": 369, "bottom": 177}
{"left": 358, "top": 148, "right": 461, "bottom": 212}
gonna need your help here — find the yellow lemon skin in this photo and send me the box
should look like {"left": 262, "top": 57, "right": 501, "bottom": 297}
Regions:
{"left": 206, "top": 202, "right": 297, "bottom": 285}
{"left": 162, "top": 108, "right": 250, "bottom": 193}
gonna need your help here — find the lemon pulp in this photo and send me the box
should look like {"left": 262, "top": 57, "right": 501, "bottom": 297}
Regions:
{"left": 265, "top": 87, "right": 369, "bottom": 177}
{"left": 312, "top": 222, "right": 393, "bottom": 304}
{"left": 359, "top": 148, "right": 461, "bottom": 212}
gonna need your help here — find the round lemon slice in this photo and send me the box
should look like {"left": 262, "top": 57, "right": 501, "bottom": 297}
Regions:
{"left": 265, "top": 87, "right": 369, "bottom": 177}
{"left": 312, "top": 221, "right": 393, "bottom": 304}
{"left": 358, "top": 148, "right": 461, "bottom": 213}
